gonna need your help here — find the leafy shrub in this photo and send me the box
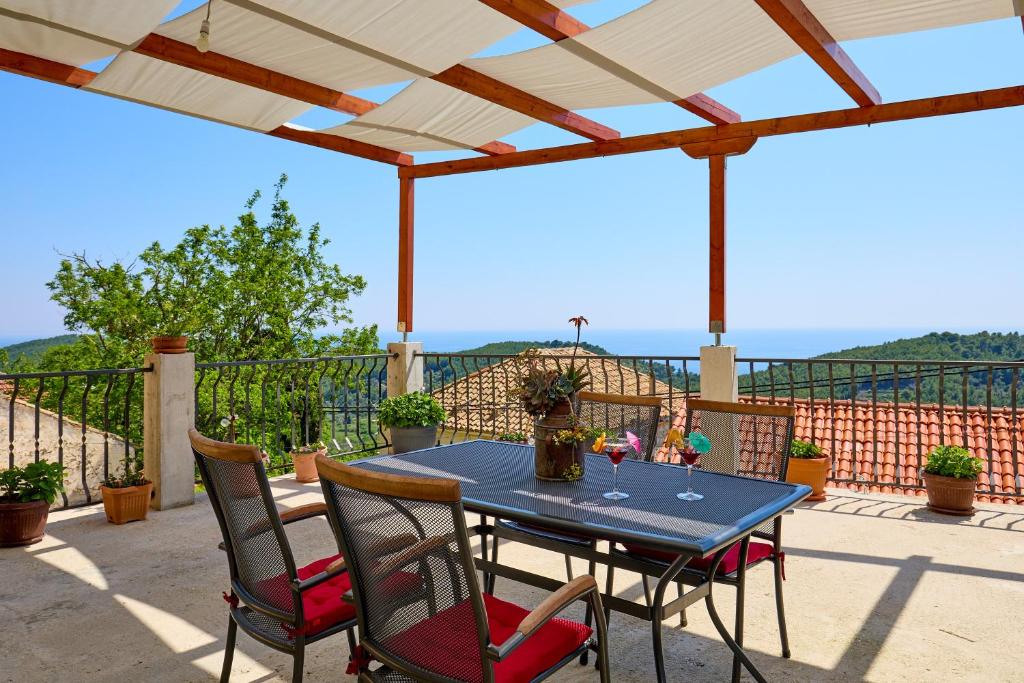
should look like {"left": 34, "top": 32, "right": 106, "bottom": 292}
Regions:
{"left": 0, "top": 462, "right": 66, "bottom": 504}
{"left": 790, "top": 440, "right": 824, "bottom": 459}
{"left": 924, "top": 445, "right": 983, "bottom": 480}
{"left": 378, "top": 392, "right": 446, "bottom": 429}
{"left": 102, "top": 453, "right": 149, "bottom": 488}
{"left": 497, "top": 432, "right": 528, "bottom": 443}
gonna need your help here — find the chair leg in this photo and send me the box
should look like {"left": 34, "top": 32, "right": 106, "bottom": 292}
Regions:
{"left": 580, "top": 556, "right": 597, "bottom": 665}
{"left": 590, "top": 592, "right": 611, "bottom": 683}
{"left": 641, "top": 574, "right": 653, "bottom": 607}
{"left": 731, "top": 540, "right": 750, "bottom": 683}
{"left": 292, "top": 640, "right": 305, "bottom": 683}
{"left": 564, "top": 554, "right": 575, "bottom": 581}
{"left": 347, "top": 628, "right": 357, "bottom": 657}
{"left": 487, "top": 533, "right": 500, "bottom": 595}
{"left": 599, "top": 560, "right": 615, "bottom": 669}
{"left": 676, "top": 581, "right": 687, "bottom": 627}
{"left": 774, "top": 554, "right": 791, "bottom": 658}
{"left": 220, "top": 616, "right": 237, "bottom": 683}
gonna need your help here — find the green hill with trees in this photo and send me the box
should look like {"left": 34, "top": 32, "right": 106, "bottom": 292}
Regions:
{"left": 2, "top": 334, "right": 79, "bottom": 368}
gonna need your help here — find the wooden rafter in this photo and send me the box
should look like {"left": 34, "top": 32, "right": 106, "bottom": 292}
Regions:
{"left": 754, "top": 0, "right": 880, "bottom": 106}
{"left": 134, "top": 34, "right": 513, "bottom": 157}
{"left": 400, "top": 85, "right": 1024, "bottom": 177}
{"left": 223, "top": 0, "right": 616, "bottom": 142}
{"left": 479, "top": 0, "right": 741, "bottom": 124}
{"left": 398, "top": 177, "right": 415, "bottom": 333}
{"left": 0, "top": 48, "right": 413, "bottom": 166}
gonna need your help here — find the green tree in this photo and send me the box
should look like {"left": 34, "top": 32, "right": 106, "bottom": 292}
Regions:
{"left": 45, "top": 174, "right": 377, "bottom": 368}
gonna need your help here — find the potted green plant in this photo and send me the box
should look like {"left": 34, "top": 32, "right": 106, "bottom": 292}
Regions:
{"left": 150, "top": 326, "right": 189, "bottom": 354}
{"left": 101, "top": 455, "right": 153, "bottom": 524}
{"left": 496, "top": 431, "right": 529, "bottom": 444}
{"left": 518, "top": 316, "right": 592, "bottom": 480}
{"left": 378, "top": 392, "right": 446, "bottom": 454}
{"left": 786, "top": 439, "right": 829, "bottom": 501}
{"left": 0, "top": 462, "right": 66, "bottom": 546}
{"left": 922, "top": 445, "right": 983, "bottom": 516}
{"left": 291, "top": 441, "right": 327, "bottom": 483}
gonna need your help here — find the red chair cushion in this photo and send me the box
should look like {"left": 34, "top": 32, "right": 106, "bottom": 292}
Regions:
{"left": 621, "top": 541, "right": 775, "bottom": 575}
{"left": 384, "top": 593, "right": 592, "bottom": 682}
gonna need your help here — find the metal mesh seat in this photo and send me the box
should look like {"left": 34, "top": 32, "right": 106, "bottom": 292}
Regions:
{"left": 189, "top": 428, "right": 357, "bottom": 682}
{"left": 608, "top": 400, "right": 797, "bottom": 679}
{"left": 315, "top": 454, "right": 610, "bottom": 683}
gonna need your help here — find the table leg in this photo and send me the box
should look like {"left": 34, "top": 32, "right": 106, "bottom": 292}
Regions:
{"left": 478, "top": 514, "right": 490, "bottom": 589}
{"left": 651, "top": 555, "right": 690, "bottom": 683}
{"left": 704, "top": 542, "right": 767, "bottom": 683}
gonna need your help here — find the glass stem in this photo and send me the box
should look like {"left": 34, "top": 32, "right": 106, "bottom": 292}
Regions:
{"left": 613, "top": 463, "right": 619, "bottom": 494}
{"left": 687, "top": 464, "right": 693, "bottom": 495}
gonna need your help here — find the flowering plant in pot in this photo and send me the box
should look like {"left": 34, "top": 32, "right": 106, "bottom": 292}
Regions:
{"left": 379, "top": 392, "right": 446, "bottom": 454}
{"left": 291, "top": 441, "right": 327, "bottom": 483}
{"left": 101, "top": 455, "right": 153, "bottom": 525}
{"left": 922, "top": 445, "right": 983, "bottom": 516}
{"left": 518, "top": 316, "right": 592, "bottom": 480}
{"left": 0, "top": 462, "right": 66, "bottom": 546}
{"left": 549, "top": 423, "right": 603, "bottom": 481}
{"left": 785, "top": 439, "right": 829, "bottom": 501}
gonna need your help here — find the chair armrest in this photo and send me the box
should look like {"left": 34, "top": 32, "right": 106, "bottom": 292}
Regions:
{"left": 295, "top": 557, "right": 347, "bottom": 592}
{"left": 280, "top": 502, "right": 328, "bottom": 525}
{"left": 488, "top": 575, "right": 598, "bottom": 661}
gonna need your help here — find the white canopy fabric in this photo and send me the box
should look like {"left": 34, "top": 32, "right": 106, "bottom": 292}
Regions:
{"left": 85, "top": 53, "right": 311, "bottom": 132}
{"left": 322, "top": 79, "right": 536, "bottom": 152}
{"left": 0, "top": 0, "right": 177, "bottom": 65}
{"left": 466, "top": 0, "right": 1017, "bottom": 113}
{"left": 1, "top": 0, "right": 1019, "bottom": 155}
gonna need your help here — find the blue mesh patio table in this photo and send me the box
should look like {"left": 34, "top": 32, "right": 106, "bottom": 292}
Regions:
{"left": 352, "top": 440, "right": 811, "bottom": 683}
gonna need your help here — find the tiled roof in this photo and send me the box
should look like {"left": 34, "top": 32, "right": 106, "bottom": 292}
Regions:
{"left": 656, "top": 397, "right": 1024, "bottom": 505}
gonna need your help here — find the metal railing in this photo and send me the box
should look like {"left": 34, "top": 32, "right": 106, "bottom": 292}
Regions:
{"left": 737, "top": 358, "right": 1024, "bottom": 501}
{"left": 195, "top": 354, "right": 392, "bottom": 474}
{"left": 419, "top": 352, "right": 700, "bottom": 444}
{"left": 0, "top": 366, "right": 149, "bottom": 508}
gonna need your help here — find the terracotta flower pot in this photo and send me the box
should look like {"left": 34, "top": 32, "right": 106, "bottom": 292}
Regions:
{"left": 101, "top": 482, "right": 153, "bottom": 525}
{"left": 786, "top": 456, "right": 830, "bottom": 501}
{"left": 291, "top": 448, "right": 326, "bottom": 483}
{"left": 923, "top": 472, "right": 977, "bottom": 516}
{"left": 0, "top": 500, "right": 50, "bottom": 547}
{"left": 151, "top": 336, "right": 188, "bottom": 354}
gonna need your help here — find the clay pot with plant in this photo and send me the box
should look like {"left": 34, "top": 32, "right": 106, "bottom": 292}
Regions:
{"left": 922, "top": 445, "right": 983, "bottom": 516}
{"left": 101, "top": 454, "right": 153, "bottom": 525}
{"left": 0, "top": 461, "right": 66, "bottom": 546}
{"left": 291, "top": 442, "right": 327, "bottom": 483}
{"left": 786, "top": 439, "right": 830, "bottom": 501}
{"left": 518, "top": 316, "right": 593, "bottom": 481}
{"left": 379, "top": 392, "right": 446, "bottom": 454}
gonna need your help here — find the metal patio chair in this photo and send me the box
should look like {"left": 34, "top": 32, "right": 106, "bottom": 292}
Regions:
{"left": 189, "top": 428, "right": 358, "bottom": 683}
{"left": 489, "top": 391, "right": 661, "bottom": 663}
{"left": 315, "top": 454, "right": 611, "bottom": 682}
{"left": 607, "top": 399, "right": 796, "bottom": 680}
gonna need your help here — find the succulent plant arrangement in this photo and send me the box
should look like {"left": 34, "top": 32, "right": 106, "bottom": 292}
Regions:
{"left": 517, "top": 316, "right": 591, "bottom": 419}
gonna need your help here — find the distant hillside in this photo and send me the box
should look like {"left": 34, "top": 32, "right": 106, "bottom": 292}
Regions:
{"left": 2, "top": 334, "right": 79, "bottom": 365}
{"left": 740, "top": 332, "right": 1023, "bottom": 406}
{"left": 455, "top": 340, "right": 611, "bottom": 356}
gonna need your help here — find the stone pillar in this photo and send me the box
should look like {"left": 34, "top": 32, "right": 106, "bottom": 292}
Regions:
{"left": 699, "top": 345, "right": 738, "bottom": 402}
{"left": 144, "top": 352, "right": 196, "bottom": 510}
{"left": 700, "top": 345, "right": 739, "bottom": 472}
{"left": 387, "top": 342, "right": 424, "bottom": 397}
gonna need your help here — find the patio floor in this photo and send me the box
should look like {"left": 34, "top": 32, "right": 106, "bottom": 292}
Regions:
{"left": 3, "top": 480, "right": 1022, "bottom": 682}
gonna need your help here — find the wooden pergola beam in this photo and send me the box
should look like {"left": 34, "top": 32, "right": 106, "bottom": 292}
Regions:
{"left": 134, "top": 34, "right": 513, "bottom": 157}
{"left": 754, "top": 0, "right": 881, "bottom": 106}
{"left": 0, "top": 47, "right": 95, "bottom": 87}
{"left": 431, "top": 65, "right": 618, "bottom": 142}
{"left": 398, "top": 177, "right": 415, "bottom": 334}
{"left": 479, "top": 0, "right": 741, "bottom": 124}
{"left": 0, "top": 48, "right": 414, "bottom": 166}
{"left": 401, "top": 85, "right": 1024, "bottom": 177}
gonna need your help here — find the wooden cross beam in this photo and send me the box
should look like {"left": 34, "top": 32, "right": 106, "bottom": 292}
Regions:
{"left": 479, "top": 0, "right": 741, "bottom": 124}
{"left": 754, "top": 0, "right": 881, "bottom": 106}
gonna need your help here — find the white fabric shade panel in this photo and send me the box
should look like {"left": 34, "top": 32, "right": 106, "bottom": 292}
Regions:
{"left": 465, "top": 0, "right": 1019, "bottom": 112}
{"left": 0, "top": 0, "right": 177, "bottom": 65}
{"left": 321, "top": 79, "right": 536, "bottom": 152}
{"left": 85, "top": 53, "right": 311, "bottom": 132}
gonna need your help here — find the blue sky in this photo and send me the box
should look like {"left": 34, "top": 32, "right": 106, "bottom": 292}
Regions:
{"left": 0, "top": 2, "right": 1021, "bottom": 343}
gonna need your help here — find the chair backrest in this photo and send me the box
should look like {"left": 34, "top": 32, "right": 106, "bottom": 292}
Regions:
{"left": 189, "top": 428, "right": 300, "bottom": 623}
{"left": 317, "top": 456, "right": 492, "bottom": 681}
{"left": 682, "top": 399, "right": 796, "bottom": 482}
{"left": 577, "top": 391, "right": 663, "bottom": 461}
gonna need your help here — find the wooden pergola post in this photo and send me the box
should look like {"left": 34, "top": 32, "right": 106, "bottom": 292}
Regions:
{"left": 398, "top": 176, "right": 414, "bottom": 340}
{"left": 708, "top": 153, "right": 727, "bottom": 340}
{"left": 682, "top": 136, "right": 757, "bottom": 342}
